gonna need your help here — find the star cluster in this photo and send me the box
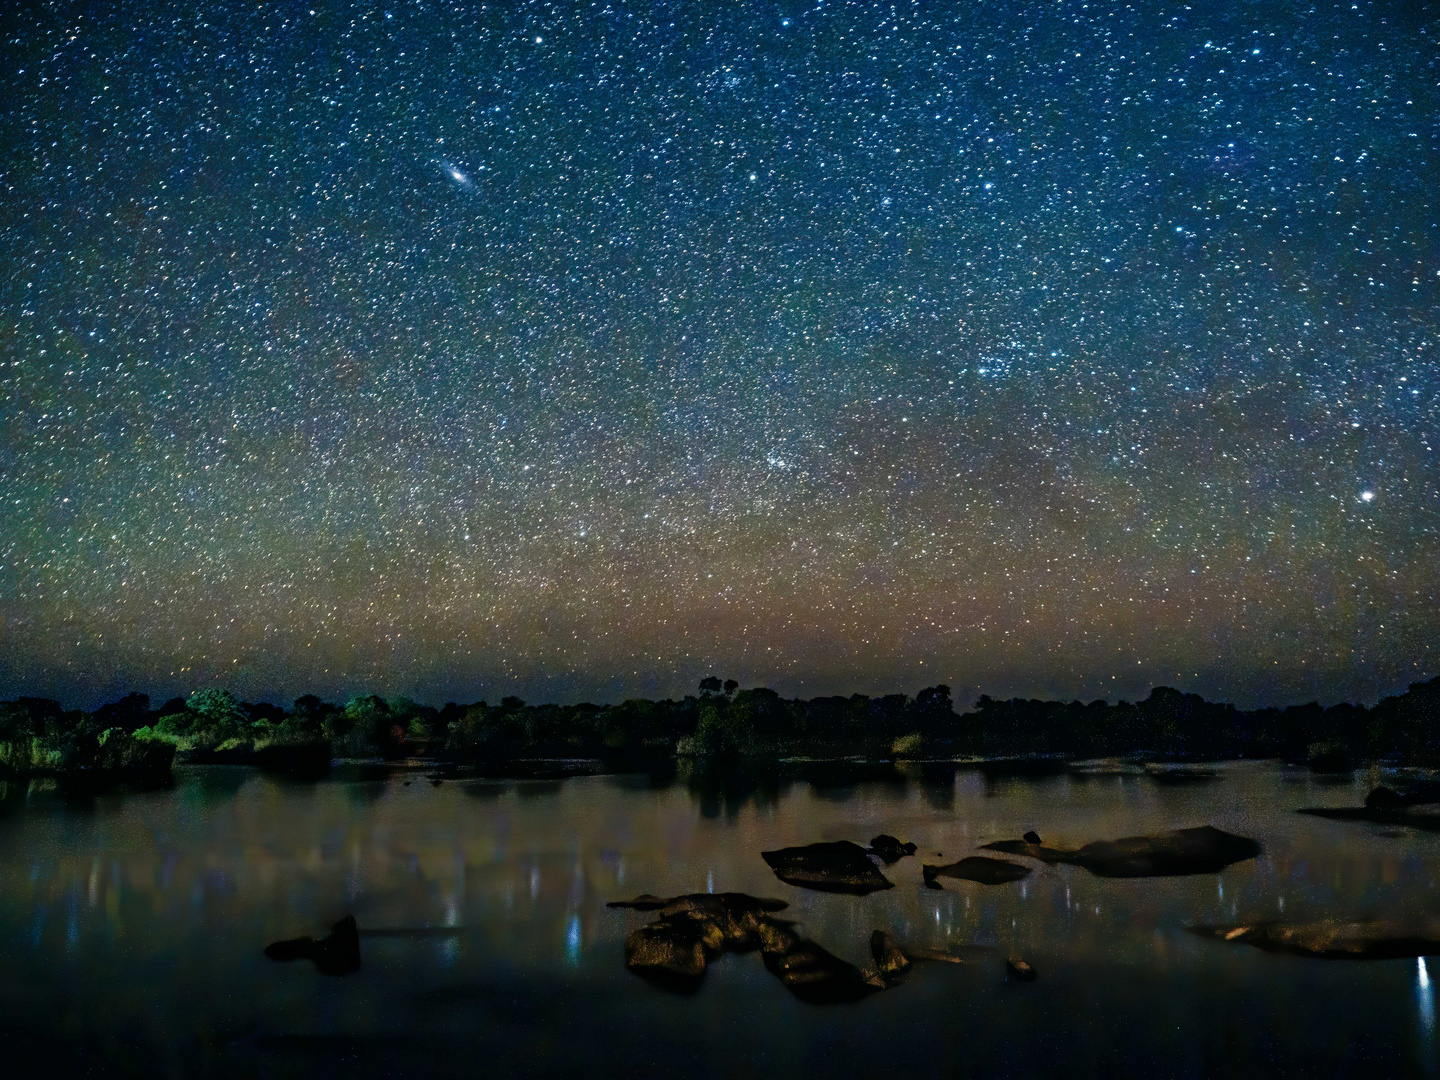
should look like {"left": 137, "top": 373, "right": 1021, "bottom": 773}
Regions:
{"left": 1, "top": 0, "right": 1437, "bottom": 707}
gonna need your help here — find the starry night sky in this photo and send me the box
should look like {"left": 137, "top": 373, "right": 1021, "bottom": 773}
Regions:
{"left": 2, "top": 0, "right": 1437, "bottom": 709}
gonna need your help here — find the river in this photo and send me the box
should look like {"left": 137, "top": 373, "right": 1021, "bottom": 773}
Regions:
{"left": 0, "top": 759, "right": 1435, "bottom": 1077}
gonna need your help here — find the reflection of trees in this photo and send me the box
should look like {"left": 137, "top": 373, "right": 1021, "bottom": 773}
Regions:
{"left": 679, "top": 757, "right": 788, "bottom": 820}
{"left": 788, "top": 760, "right": 907, "bottom": 804}
{"left": 894, "top": 761, "right": 959, "bottom": 810}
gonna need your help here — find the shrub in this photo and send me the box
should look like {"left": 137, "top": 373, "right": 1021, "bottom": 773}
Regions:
{"left": 891, "top": 732, "right": 923, "bottom": 757}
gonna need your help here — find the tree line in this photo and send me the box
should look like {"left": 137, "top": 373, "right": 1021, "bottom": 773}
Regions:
{"left": 1, "top": 675, "right": 1438, "bottom": 780}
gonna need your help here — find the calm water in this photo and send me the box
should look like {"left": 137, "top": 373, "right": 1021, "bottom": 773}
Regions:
{"left": 0, "top": 760, "right": 1436, "bottom": 1078}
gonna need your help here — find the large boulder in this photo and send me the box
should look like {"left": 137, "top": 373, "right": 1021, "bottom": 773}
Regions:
{"left": 264, "top": 915, "right": 361, "bottom": 975}
{"left": 1190, "top": 919, "right": 1440, "bottom": 959}
{"left": 983, "top": 825, "right": 1260, "bottom": 877}
{"left": 761, "top": 841, "right": 894, "bottom": 894}
{"left": 923, "top": 856, "right": 1031, "bottom": 887}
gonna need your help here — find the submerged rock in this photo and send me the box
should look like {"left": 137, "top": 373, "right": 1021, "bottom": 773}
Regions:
{"left": 867, "top": 834, "right": 918, "bottom": 864}
{"left": 761, "top": 840, "right": 894, "bottom": 894}
{"left": 983, "top": 825, "right": 1261, "bottom": 878}
{"left": 922, "top": 856, "right": 1032, "bottom": 887}
{"left": 1190, "top": 919, "right": 1440, "bottom": 960}
{"left": 870, "top": 929, "right": 911, "bottom": 984}
{"left": 1006, "top": 957, "right": 1037, "bottom": 982}
{"left": 1022, "top": 830, "right": 1042, "bottom": 845}
{"left": 264, "top": 915, "right": 361, "bottom": 975}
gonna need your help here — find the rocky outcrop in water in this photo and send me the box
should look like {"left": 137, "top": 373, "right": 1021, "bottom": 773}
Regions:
{"left": 867, "top": 834, "right": 918, "bottom": 863}
{"left": 982, "top": 825, "right": 1261, "bottom": 877}
{"left": 761, "top": 840, "right": 894, "bottom": 894}
{"left": 1190, "top": 918, "right": 1440, "bottom": 959}
{"left": 922, "top": 856, "right": 1032, "bottom": 887}
{"left": 870, "top": 929, "right": 911, "bottom": 984}
{"left": 1296, "top": 786, "right": 1440, "bottom": 832}
{"left": 759, "top": 922, "right": 886, "bottom": 1004}
{"left": 264, "top": 915, "right": 362, "bottom": 975}
{"left": 611, "top": 891, "right": 888, "bottom": 1001}
{"left": 609, "top": 891, "right": 980, "bottom": 1003}
{"left": 1006, "top": 957, "right": 1037, "bottom": 982}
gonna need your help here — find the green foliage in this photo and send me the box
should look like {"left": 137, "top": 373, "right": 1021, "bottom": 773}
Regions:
{"left": 323, "top": 695, "right": 395, "bottom": 757}
{"left": 95, "top": 728, "right": 176, "bottom": 775}
{"left": 444, "top": 703, "right": 502, "bottom": 757}
{"left": 891, "top": 732, "right": 923, "bottom": 757}
{"left": 693, "top": 690, "right": 783, "bottom": 757}
{"left": 187, "top": 689, "right": 244, "bottom": 724}
{"left": 138, "top": 689, "right": 251, "bottom": 752}
{"left": 6, "top": 673, "right": 1440, "bottom": 778}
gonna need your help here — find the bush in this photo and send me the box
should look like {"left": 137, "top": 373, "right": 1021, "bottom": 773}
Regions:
{"left": 891, "top": 732, "right": 923, "bottom": 757}
{"left": 96, "top": 728, "right": 176, "bottom": 776}
{"left": 324, "top": 695, "right": 399, "bottom": 757}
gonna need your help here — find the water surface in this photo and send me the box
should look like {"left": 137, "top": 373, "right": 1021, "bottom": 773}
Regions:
{"left": 0, "top": 761, "right": 1436, "bottom": 1077}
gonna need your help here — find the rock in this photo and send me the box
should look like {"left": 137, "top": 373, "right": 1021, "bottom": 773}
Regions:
{"left": 904, "top": 945, "right": 971, "bottom": 963}
{"left": 624, "top": 916, "right": 712, "bottom": 991}
{"left": 762, "top": 936, "right": 886, "bottom": 1004}
{"left": 870, "top": 929, "right": 911, "bottom": 984}
{"left": 982, "top": 825, "right": 1261, "bottom": 878}
{"left": 761, "top": 841, "right": 894, "bottom": 895}
{"left": 1006, "top": 957, "right": 1037, "bottom": 982}
{"left": 1366, "top": 782, "right": 1440, "bottom": 808}
{"left": 1297, "top": 805, "right": 1440, "bottom": 833}
{"left": 1190, "top": 919, "right": 1440, "bottom": 960}
{"left": 607, "top": 892, "right": 789, "bottom": 915}
{"left": 867, "top": 834, "right": 918, "bottom": 863}
{"left": 607, "top": 893, "right": 670, "bottom": 910}
{"left": 611, "top": 894, "right": 793, "bottom": 967}
{"left": 611, "top": 885, "right": 980, "bottom": 1001}
{"left": 922, "top": 856, "right": 1032, "bottom": 887}
{"left": 754, "top": 916, "right": 800, "bottom": 956}
{"left": 614, "top": 893, "right": 799, "bottom": 991}
{"left": 264, "top": 915, "right": 362, "bottom": 975}
{"left": 1022, "top": 830, "right": 1042, "bottom": 845}
{"left": 609, "top": 892, "right": 786, "bottom": 938}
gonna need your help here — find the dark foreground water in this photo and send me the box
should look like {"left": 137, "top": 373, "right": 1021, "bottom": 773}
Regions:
{"left": 0, "top": 760, "right": 1436, "bottom": 1078}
